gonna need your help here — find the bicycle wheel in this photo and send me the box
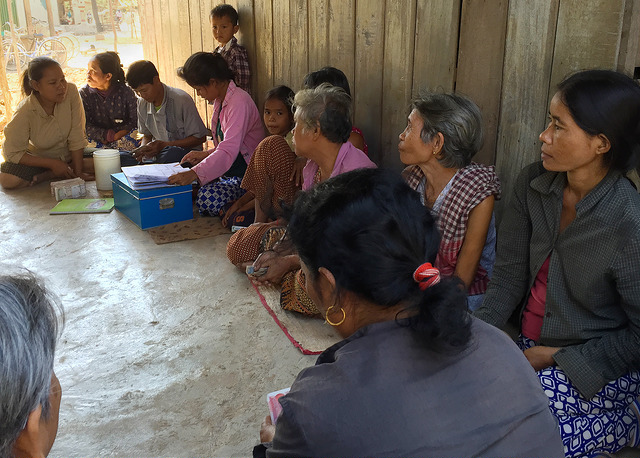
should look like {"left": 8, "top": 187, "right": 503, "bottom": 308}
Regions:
{"left": 37, "top": 37, "right": 67, "bottom": 66}
{"left": 57, "top": 33, "right": 80, "bottom": 58}
{"left": 2, "top": 40, "right": 27, "bottom": 72}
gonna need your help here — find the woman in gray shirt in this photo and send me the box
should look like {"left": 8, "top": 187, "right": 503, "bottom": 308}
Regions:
{"left": 256, "top": 168, "right": 564, "bottom": 458}
{"left": 475, "top": 70, "right": 640, "bottom": 457}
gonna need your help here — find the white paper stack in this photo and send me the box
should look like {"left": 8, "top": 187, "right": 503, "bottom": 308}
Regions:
{"left": 121, "top": 163, "right": 188, "bottom": 190}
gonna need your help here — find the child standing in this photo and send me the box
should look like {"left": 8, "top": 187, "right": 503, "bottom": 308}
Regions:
{"left": 211, "top": 4, "right": 251, "bottom": 94}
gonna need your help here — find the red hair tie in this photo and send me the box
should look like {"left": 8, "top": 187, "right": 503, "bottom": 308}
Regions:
{"left": 413, "top": 262, "right": 441, "bottom": 290}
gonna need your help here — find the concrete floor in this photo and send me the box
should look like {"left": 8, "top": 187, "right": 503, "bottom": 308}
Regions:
{"left": 0, "top": 182, "right": 316, "bottom": 457}
{"left": 1, "top": 181, "right": 639, "bottom": 458}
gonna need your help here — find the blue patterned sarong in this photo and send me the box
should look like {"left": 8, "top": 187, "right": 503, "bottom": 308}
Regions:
{"left": 518, "top": 335, "right": 640, "bottom": 458}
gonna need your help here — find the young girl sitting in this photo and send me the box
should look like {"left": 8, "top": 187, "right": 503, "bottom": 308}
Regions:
{"left": 1, "top": 57, "right": 92, "bottom": 190}
{"left": 221, "top": 85, "right": 297, "bottom": 229}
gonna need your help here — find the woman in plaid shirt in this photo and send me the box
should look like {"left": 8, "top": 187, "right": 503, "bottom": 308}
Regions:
{"left": 399, "top": 92, "right": 501, "bottom": 311}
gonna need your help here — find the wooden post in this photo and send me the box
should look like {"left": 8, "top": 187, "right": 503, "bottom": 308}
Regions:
{"left": 44, "top": 0, "right": 56, "bottom": 36}
{"left": 0, "top": 33, "right": 13, "bottom": 121}
{"left": 6, "top": 0, "right": 22, "bottom": 74}
{"left": 108, "top": 0, "right": 118, "bottom": 52}
{"left": 23, "top": 0, "right": 35, "bottom": 36}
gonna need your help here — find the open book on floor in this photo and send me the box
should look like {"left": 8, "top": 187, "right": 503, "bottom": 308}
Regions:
{"left": 50, "top": 198, "right": 115, "bottom": 214}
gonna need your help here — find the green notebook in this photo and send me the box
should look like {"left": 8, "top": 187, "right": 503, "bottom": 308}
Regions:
{"left": 50, "top": 198, "right": 115, "bottom": 215}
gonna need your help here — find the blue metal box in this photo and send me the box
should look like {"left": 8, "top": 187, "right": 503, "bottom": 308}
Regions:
{"left": 111, "top": 173, "right": 193, "bottom": 230}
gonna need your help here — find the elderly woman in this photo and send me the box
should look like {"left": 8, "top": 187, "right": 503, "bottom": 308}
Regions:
{"left": 0, "top": 273, "right": 62, "bottom": 458}
{"left": 1, "top": 57, "right": 92, "bottom": 189}
{"left": 227, "top": 84, "right": 375, "bottom": 311}
{"left": 399, "top": 93, "right": 501, "bottom": 310}
{"left": 255, "top": 168, "right": 564, "bottom": 457}
{"left": 475, "top": 70, "right": 640, "bottom": 457}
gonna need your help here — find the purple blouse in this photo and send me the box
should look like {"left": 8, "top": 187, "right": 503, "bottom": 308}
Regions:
{"left": 79, "top": 83, "right": 138, "bottom": 146}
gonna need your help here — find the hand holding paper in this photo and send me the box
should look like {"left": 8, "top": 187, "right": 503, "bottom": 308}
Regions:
{"left": 168, "top": 169, "right": 198, "bottom": 186}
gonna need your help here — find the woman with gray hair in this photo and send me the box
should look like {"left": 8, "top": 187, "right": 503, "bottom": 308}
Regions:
{"left": 230, "top": 83, "right": 375, "bottom": 315}
{"left": 0, "top": 273, "right": 62, "bottom": 458}
{"left": 399, "top": 92, "right": 501, "bottom": 310}
{"left": 292, "top": 83, "right": 375, "bottom": 191}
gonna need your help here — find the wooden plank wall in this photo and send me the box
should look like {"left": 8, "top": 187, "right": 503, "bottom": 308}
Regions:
{"left": 140, "top": 0, "right": 640, "bottom": 200}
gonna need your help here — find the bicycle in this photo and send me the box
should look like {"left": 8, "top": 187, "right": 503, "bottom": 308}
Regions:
{"left": 2, "top": 29, "right": 67, "bottom": 72}
{"left": 56, "top": 32, "right": 80, "bottom": 58}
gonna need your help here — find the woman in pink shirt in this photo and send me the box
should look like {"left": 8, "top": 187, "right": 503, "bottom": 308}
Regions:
{"left": 237, "top": 84, "right": 375, "bottom": 315}
{"left": 168, "top": 52, "right": 264, "bottom": 215}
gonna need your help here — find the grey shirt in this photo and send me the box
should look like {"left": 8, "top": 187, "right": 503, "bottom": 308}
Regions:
{"left": 267, "top": 317, "right": 564, "bottom": 458}
{"left": 137, "top": 83, "right": 208, "bottom": 149}
{"left": 475, "top": 162, "right": 640, "bottom": 399}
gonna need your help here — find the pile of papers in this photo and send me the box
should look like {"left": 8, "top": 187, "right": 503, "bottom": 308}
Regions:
{"left": 121, "top": 163, "right": 189, "bottom": 190}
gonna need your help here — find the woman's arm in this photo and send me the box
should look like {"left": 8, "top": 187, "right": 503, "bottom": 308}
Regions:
{"left": 251, "top": 252, "right": 301, "bottom": 286}
{"left": 192, "top": 96, "right": 255, "bottom": 185}
{"left": 67, "top": 86, "right": 88, "bottom": 175}
{"left": 70, "top": 148, "right": 93, "bottom": 180}
{"left": 474, "top": 166, "right": 535, "bottom": 327}
{"left": 553, "top": 232, "right": 640, "bottom": 398}
{"left": 454, "top": 195, "right": 494, "bottom": 289}
{"left": 19, "top": 154, "right": 75, "bottom": 177}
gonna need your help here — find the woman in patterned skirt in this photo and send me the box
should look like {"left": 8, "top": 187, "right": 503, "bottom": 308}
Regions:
{"left": 399, "top": 92, "right": 501, "bottom": 310}
{"left": 475, "top": 69, "right": 640, "bottom": 458}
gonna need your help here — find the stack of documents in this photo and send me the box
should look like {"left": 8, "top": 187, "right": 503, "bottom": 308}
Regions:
{"left": 121, "top": 163, "right": 188, "bottom": 190}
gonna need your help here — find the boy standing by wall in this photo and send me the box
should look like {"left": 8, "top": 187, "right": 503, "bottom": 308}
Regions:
{"left": 124, "top": 60, "right": 209, "bottom": 166}
{"left": 211, "top": 4, "right": 251, "bottom": 94}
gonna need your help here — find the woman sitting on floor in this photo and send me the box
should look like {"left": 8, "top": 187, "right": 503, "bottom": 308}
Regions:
{"left": 167, "top": 52, "right": 265, "bottom": 216}
{"left": 220, "top": 85, "right": 298, "bottom": 230}
{"left": 1, "top": 57, "right": 92, "bottom": 190}
{"left": 475, "top": 69, "right": 640, "bottom": 458}
{"left": 227, "top": 84, "right": 375, "bottom": 316}
{"left": 80, "top": 51, "right": 140, "bottom": 151}
{"left": 302, "top": 66, "right": 367, "bottom": 154}
{"left": 255, "top": 168, "right": 564, "bottom": 458}
{"left": 399, "top": 92, "right": 501, "bottom": 310}
{"left": 287, "top": 66, "right": 369, "bottom": 187}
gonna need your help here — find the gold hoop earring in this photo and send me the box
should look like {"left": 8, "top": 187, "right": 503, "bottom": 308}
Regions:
{"left": 325, "top": 305, "right": 346, "bottom": 326}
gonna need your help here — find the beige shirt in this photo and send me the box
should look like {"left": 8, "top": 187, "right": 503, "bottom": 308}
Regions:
{"left": 2, "top": 82, "right": 87, "bottom": 164}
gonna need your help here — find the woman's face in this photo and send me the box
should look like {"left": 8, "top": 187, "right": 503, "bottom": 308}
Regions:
{"left": 14, "top": 372, "right": 61, "bottom": 458}
{"left": 263, "top": 98, "right": 293, "bottom": 136}
{"left": 193, "top": 79, "right": 225, "bottom": 104}
{"left": 539, "top": 92, "right": 607, "bottom": 174}
{"left": 86, "top": 59, "right": 111, "bottom": 90}
{"left": 398, "top": 109, "right": 438, "bottom": 165}
{"left": 31, "top": 65, "right": 67, "bottom": 105}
